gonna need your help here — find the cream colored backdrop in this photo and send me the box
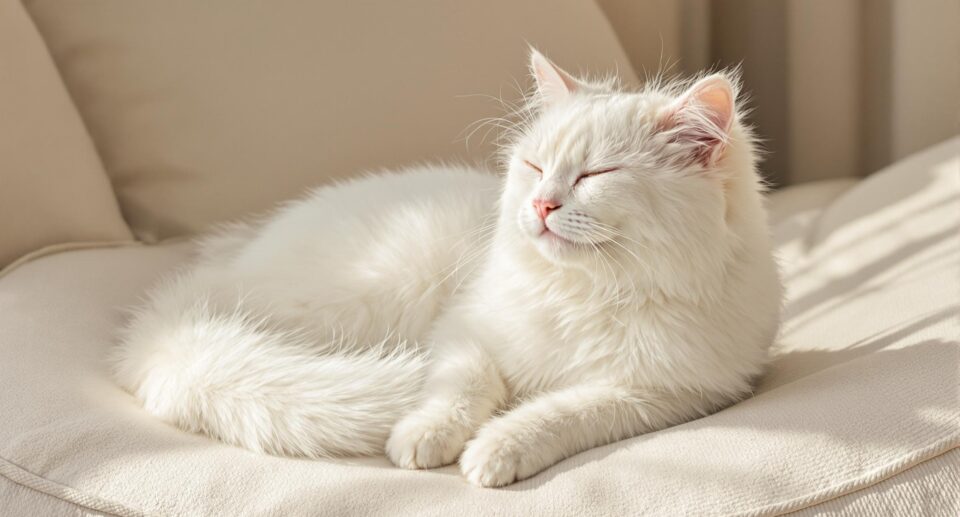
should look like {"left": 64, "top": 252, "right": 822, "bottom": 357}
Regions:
{"left": 598, "top": 0, "right": 960, "bottom": 186}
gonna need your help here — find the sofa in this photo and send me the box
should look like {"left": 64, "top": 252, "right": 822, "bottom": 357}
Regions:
{"left": 2, "top": 0, "right": 958, "bottom": 515}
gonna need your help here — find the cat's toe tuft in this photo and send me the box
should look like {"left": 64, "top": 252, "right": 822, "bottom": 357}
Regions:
{"left": 459, "top": 435, "right": 523, "bottom": 488}
{"left": 386, "top": 412, "right": 468, "bottom": 469}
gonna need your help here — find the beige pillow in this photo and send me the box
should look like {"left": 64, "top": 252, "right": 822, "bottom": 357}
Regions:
{"left": 0, "top": 0, "right": 131, "bottom": 268}
{"left": 24, "top": 0, "right": 634, "bottom": 241}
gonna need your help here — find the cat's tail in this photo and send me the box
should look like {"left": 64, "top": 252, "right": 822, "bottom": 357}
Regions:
{"left": 110, "top": 274, "right": 425, "bottom": 458}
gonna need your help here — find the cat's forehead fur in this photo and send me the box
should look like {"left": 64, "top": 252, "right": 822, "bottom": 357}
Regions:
{"left": 507, "top": 65, "right": 744, "bottom": 175}
{"left": 520, "top": 90, "right": 674, "bottom": 170}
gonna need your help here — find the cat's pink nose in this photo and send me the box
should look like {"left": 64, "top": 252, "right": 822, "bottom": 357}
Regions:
{"left": 532, "top": 198, "right": 562, "bottom": 221}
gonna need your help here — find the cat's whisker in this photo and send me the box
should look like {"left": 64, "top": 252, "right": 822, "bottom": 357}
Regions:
{"left": 597, "top": 241, "right": 638, "bottom": 300}
{"left": 589, "top": 242, "right": 627, "bottom": 308}
{"left": 585, "top": 224, "right": 646, "bottom": 266}
{"left": 431, "top": 219, "right": 498, "bottom": 243}
{"left": 443, "top": 232, "right": 495, "bottom": 279}
{"left": 461, "top": 118, "right": 523, "bottom": 149}
{"left": 596, "top": 243, "right": 633, "bottom": 308}
{"left": 419, "top": 224, "right": 498, "bottom": 297}
{"left": 593, "top": 229, "right": 643, "bottom": 266}
{"left": 590, "top": 222, "right": 650, "bottom": 253}
{"left": 410, "top": 232, "right": 497, "bottom": 305}
{"left": 587, "top": 243, "right": 613, "bottom": 299}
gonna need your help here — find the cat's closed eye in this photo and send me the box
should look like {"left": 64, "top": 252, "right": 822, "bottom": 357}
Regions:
{"left": 574, "top": 167, "right": 620, "bottom": 186}
{"left": 523, "top": 160, "right": 543, "bottom": 177}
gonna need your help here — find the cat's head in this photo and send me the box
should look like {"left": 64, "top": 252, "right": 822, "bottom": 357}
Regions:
{"left": 500, "top": 50, "right": 757, "bottom": 282}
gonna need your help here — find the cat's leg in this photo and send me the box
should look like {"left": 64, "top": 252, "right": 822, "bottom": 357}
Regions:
{"left": 386, "top": 340, "right": 508, "bottom": 469}
{"left": 459, "top": 384, "right": 718, "bottom": 487}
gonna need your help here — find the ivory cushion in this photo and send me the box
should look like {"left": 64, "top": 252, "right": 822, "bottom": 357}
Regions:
{"left": 1, "top": 137, "right": 956, "bottom": 515}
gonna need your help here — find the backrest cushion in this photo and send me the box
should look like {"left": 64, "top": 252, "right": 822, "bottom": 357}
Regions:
{"left": 0, "top": 0, "right": 132, "bottom": 268}
{"left": 24, "top": 0, "right": 634, "bottom": 241}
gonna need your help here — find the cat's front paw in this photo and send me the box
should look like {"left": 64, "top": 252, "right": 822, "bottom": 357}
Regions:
{"left": 459, "top": 429, "right": 532, "bottom": 488}
{"left": 386, "top": 411, "right": 469, "bottom": 470}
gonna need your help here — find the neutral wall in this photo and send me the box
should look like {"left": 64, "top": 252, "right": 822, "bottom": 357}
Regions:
{"left": 711, "top": 0, "right": 790, "bottom": 186}
{"left": 786, "top": 0, "right": 862, "bottom": 183}
{"left": 888, "top": 0, "right": 960, "bottom": 161}
{"left": 594, "top": 0, "right": 683, "bottom": 80}
{"left": 595, "top": 0, "right": 710, "bottom": 80}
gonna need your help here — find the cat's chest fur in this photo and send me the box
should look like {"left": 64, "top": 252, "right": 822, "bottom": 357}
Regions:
{"left": 463, "top": 260, "right": 677, "bottom": 397}
{"left": 495, "top": 309, "right": 641, "bottom": 396}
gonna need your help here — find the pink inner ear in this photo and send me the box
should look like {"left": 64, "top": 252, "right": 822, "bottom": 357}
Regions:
{"left": 661, "top": 76, "right": 735, "bottom": 166}
{"left": 690, "top": 80, "right": 733, "bottom": 133}
{"left": 530, "top": 50, "right": 579, "bottom": 104}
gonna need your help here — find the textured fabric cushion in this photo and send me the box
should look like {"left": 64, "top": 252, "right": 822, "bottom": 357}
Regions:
{"left": 1, "top": 138, "right": 957, "bottom": 515}
{"left": 791, "top": 449, "right": 960, "bottom": 516}
{"left": 23, "top": 0, "right": 634, "bottom": 242}
{"left": 0, "top": 0, "right": 132, "bottom": 269}
{"left": 767, "top": 177, "right": 860, "bottom": 227}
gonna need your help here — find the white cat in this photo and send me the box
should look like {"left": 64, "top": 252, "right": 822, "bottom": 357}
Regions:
{"left": 112, "top": 50, "right": 782, "bottom": 487}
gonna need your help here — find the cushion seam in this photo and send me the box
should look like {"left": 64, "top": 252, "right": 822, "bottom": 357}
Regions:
{"left": 735, "top": 432, "right": 960, "bottom": 516}
{"left": 0, "top": 455, "right": 146, "bottom": 517}
{"left": 0, "top": 473, "right": 119, "bottom": 517}
{"left": 0, "top": 238, "right": 192, "bottom": 280}
{"left": 0, "top": 240, "right": 141, "bottom": 279}
{"left": 780, "top": 446, "right": 960, "bottom": 516}
{"left": 2, "top": 436, "right": 956, "bottom": 516}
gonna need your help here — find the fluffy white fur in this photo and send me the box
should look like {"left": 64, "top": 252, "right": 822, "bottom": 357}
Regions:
{"left": 112, "top": 50, "right": 782, "bottom": 487}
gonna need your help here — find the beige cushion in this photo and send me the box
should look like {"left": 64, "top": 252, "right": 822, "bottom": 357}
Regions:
{"left": 767, "top": 177, "right": 860, "bottom": 227}
{"left": 1, "top": 137, "right": 957, "bottom": 515}
{"left": 0, "top": 0, "right": 131, "bottom": 268}
{"left": 791, "top": 449, "right": 959, "bottom": 516}
{"left": 23, "top": 0, "right": 634, "bottom": 242}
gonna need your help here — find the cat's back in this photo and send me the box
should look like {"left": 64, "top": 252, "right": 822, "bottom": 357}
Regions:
{"left": 232, "top": 164, "right": 499, "bottom": 258}
{"left": 206, "top": 164, "right": 501, "bottom": 342}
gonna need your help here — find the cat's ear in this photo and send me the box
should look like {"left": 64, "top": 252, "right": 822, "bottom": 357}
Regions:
{"left": 530, "top": 49, "right": 582, "bottom": 105}
{"left": 659, "top": 74, "right": 737, "bottom": 166}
